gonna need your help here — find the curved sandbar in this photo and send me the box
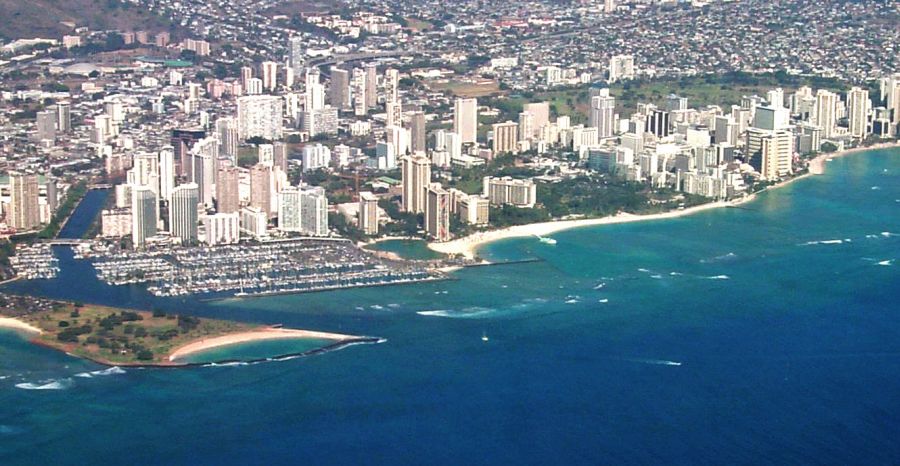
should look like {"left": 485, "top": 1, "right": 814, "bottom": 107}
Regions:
{"left": 0, "top": 317, "right": 44, "bottom": 335}
{"left": 168, "top": 327, "right": 360, "bottom": 361}
{"left": 430, "top": 142, "right": 900, "bottom": 260}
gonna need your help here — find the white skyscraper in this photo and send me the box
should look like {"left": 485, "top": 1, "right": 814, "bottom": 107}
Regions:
{"left": 401, "top": 154, "right": 432, "bottom": 214}
{"left": 814, "top": 89, "right": 838, "bottom": 138}
{"left": 351, "top": 67, "right": 368, "bottom": 116}
{"left": 170, "top": 183, "right": 199, "bottom": 244}
{"left": 847, "top": 87, "right": 870, "bottom": 139}
{"left": 288, "top": 36, "right": 305, "bottom": 75}
{"left": 261, "top": 61, "right": 278, "bottom": 92}
{"left": 302, "top": 144, "right": 332, "bottom": 172}
{"left": 589, "top": 88, "right": 616, "bottom": 138}
{"left": 131, "top": 186, "right": 158, "bottom": 249}
{"left": 453, "top": 98, "right": 478, "bottom": 144}
{"left": 277, "top": 186, "right": 303, "bottom": 232}
{"left": 385, "top": 68, "right": 399, "bottom": 103}
{"left": 237, "top": 95, "right": 284, "bottom": 141}
{"left": 131, "top": 152, "right": 160, "bottom": 196}
{"left": 190, "top": 137, "right": 218, "bottom": 208}
{"left": 158, "top": 146, "right": 175, "bottom": 202}
{"left": 300, "top": 187, "right": 328, "bottom": 236}
{"left": 305, "top": 68, "right": 326, "bottom": 111}
{"left": 608, "top": 55, "right": 635, "bottom": 82}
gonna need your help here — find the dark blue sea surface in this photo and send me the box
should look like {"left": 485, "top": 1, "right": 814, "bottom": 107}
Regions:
{"left": 1, "top": 149, "right": 898, "bottom": 465}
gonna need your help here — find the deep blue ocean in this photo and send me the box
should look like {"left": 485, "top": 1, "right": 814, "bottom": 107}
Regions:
{"left": 1, "top": 149, "right": 898, "bottom": 465}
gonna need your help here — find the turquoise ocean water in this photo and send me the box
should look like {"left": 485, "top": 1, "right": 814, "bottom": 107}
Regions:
{"left": 0, "top": 149, "right": 898, "bottom": 464}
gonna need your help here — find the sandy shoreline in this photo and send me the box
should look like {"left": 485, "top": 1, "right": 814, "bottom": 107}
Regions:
{"left": 167, "top": 327, "right": 357, "bottom": 361}
{"left": 0, "top": 317, "right": 43, "bottom": 335}
{"left": 430, "top": 142, "right": 900, "bottom": 259}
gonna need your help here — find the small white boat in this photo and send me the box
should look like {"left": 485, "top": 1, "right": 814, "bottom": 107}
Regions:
{"left": 481, "top": 332, "right": 489, "bottom": 342}
{"left": 534, "top": 235, "right": 557, "bottom": 245}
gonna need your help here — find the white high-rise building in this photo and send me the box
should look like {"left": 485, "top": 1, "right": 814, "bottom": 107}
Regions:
{"left": 518, "top": 111, "right": 534, "bottom": 142}
{"left": 847, "top": 87, "right": 870, "bottom": 139}
{"left": 170, "top": 183, "right": 199, "bottom": 244}
{"left": 190, "top": 137, "right": 218, "bottom": 208}
{"left": 401, "top": 154, "right": 432, "bottom": 214}
{"left": 483, "top": 177, "right": 537, "bottom": 208}
{"left": 261, "top": 61, "right": 278, "bottom": 92}
{"left": 300, "top": 187, "right": 328, "bottom": 236}
{"left": 589, "top": 88, "right": 616, "bottom": 138}
{"left": 386, "top": 100, "right": 403, "bottom": 128}
{"left": 425, "top": 183, "right": 450, "bottom": 242}
{"left": 814, "top": 89, "right": 838, "bottom": 138}
{"left": 492, "top": 121, "right": 519, "bottom": 155}
{"left": 237, "top": 95, "right": 284, "bottom": 141}
{"left": 358, "top": 191, "right": 379, "bottom": 235}
{"left": 277, "top": 186, "right": 303, "bottom": 232}
{"left": 604, "top": 0, "right": 615, "bottom": 13}
{"left": 246, "top": 78, "right": 263, "bottom": 95}
{"left": 131, "top": 186, "right": 158, "bottom": 249}
{"left": 201, "top": 212, "right": 240, "bottom": 245}
{"left": 288, "top": 36, "right": 305, "bottom": 75}
{"left": 608, "top": 55, "right": 635, "bottom": 82}
{"left": 7, "top": 173, "right": 40, "bottom": 231}
{"left": 215, "top": 117, "right": 239, "bottom": 162}
{"left": 302, "top": 144, "right": 331, "bottom": 172}
{"left": 385, "top": 68, "right": 399, "bottom": 103}
{"left": 364, "top": 64, "right": 378, "bottom": 109}
{"left": 158, "top": 146, "right": 175, "bottom": 202}
{"left": 131, "top": 152, "right": 160, "bottom": 196}
{"left": 305, "top": 68, "right": 326, "bottom": 111}
{"left": 453, "top": 98, "right": 478, "bottom": 144}
{"left": 351, "top": 67, "right": 367, "bottom": 116}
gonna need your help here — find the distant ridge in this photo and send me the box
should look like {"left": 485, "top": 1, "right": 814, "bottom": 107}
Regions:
{"left": 0, "top": 0, "right": 177, "bottom": 41}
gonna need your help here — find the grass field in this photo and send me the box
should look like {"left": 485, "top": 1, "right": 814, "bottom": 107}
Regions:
{"left": 13, "top": 301, "right": 259, "bottom": 365}
{"left": 479, "top": 73, "right": 853, "bottom": 123}
{"left": 427, "top": 79, "right": 501, "bottom": 98}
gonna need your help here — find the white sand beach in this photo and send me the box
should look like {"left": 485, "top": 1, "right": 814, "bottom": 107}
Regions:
{"left": 430, "top": 142, "right": 900, "bottom": 260}
{"left": 167, "top": 327, "right": 355, "bottom": 361}
{"left": 0, "top": 317, "right": 44, "bottom": 335}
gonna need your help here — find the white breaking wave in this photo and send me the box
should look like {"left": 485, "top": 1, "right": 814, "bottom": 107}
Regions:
{"left": 598, "top": 298, "right": 609, "bottom": 303}
{"left": 706, "top": 275, "right": 730, "bottom": 280}
{"left": 75, "top": 366, "right": 126, "bottom": 378}
{"left": 637, "top": 268, "right": 651, "bottom": 273}
{"left": 871, "top": 186, "right": 881, "bottom": 190}
{"left": 417, "top": 307, "right": 498, "bottom": 319}
{"left": 15, "top": 378, "right": 73, "bottom": 390}
{"left": 800, "top": 239, "right": 844, "bottom": 246}
{"left": 650, "top": 274, "right": 663, "bottom": 279}
{"left": 701, "top": 252, "right": 737, "bottom": 263}
{"left": 203, "top": 361, "right": 249, "bottom": 368}
{"left": 593, "top": 282, "right": 606, "bottom": 289}
{"left": 370, "top": 305, "right": 384, "bottom": 310}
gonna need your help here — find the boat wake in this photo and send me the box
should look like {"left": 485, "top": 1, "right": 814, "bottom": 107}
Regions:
{"left": 622, "top": 358, "right": 683, "bottom": 366}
